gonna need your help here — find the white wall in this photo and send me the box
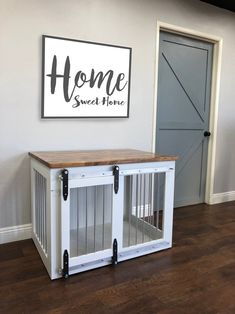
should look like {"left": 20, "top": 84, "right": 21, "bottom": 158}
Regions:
{"left": 0, "top": 0, "right": 235, "bottom": 229}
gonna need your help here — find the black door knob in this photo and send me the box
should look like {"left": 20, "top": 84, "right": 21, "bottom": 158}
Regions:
{"left": 204, "top": 131, "right": 211, "bottom": 137}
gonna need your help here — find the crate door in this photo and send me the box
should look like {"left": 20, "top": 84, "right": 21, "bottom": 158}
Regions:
{"left": 122, "top": 169, "right": 173, "bottom": 249}
{"left": 61, "top": 176, "right": 114, "bottom": 270}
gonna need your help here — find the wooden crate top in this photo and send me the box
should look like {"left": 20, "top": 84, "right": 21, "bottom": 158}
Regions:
{"left": 29, "top": 149, "right": 178, "bottom": 168}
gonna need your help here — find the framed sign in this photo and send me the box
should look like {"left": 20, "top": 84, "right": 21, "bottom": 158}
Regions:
{"left": 41, "top": 35, "right": 131, "bottom": 118}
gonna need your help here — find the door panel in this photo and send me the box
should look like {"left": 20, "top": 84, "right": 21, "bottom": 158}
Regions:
{"left": 162, "top": 40, "right": 209, "bottom": 116}
{"left": 61, "top": 176, "right": 114, "bottom": 268}
{"left": 156, "top": 31, "right": 213, "bottom": 207}
{"left": 70, "top": 184, "right": 113, "bottom": 257}
{"left": 122, "top": 172, "right": 165, "bottom": 248}
{"left": 157, "top": 55, "right": 205, "bottom": 125}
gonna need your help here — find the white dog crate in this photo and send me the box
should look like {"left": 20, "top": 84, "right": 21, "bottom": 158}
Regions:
{"left": 29, "top": 149, "right": 177, "bottom": 279}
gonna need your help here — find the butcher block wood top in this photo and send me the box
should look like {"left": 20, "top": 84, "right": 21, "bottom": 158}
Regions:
{"left": 29, "top": 149, "right": 178, "bottom": 169}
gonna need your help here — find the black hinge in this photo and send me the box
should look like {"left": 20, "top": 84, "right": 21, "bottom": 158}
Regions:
{"left": 61, "top": 169, "right": 69, "bottom": 201}
{"left": 62, "top": 249, "right": 69, "bottom": 279}
{"left": 113, "top": 165, "right": 119, "bottom": 194}
{"left": 112, "top": 238, "right": 118, "bottom": 265}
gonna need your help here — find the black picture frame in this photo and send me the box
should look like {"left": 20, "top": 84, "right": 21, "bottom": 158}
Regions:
{"left": 41, "top": 35, "right": 132, "bottom": 119}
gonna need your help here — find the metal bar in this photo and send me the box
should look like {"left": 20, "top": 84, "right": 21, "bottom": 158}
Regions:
{"left": 42, "top": 175, "right": 47, "bottom": 253}
{"left": 41, "top": 175, "right": 44, "bottom": 245}
{"left": 42, "top": 176, "right": 45, "bottom": 250}
{"left": 142, "top": 174, "right": 146, "bottom": 243}
{"left": 139, "top": 174, "right": 144, "bottom": 244}
{"left": 44, "top": 176, "right": 47, "bottom": 253}
{"left": 149, "top": 173, "right": 152, "bottom": 226}
{"left": 94, "top": 186, "right": 97, "bottom": 252}
{"left": 77, "top": 188, "right": 79, "bottom": 256}
{"left": 37, "top": 172, "right": 39, "bottom": 240}
{"left": 156, "top": 173, "right": 160, "bottom": 229}
{"left": 128, "top": 176, "right": 132, "bottom": 247}
{"left": 35, "top": 172, "right": 38, "bottom": 237}
{"left": 135, "top": 174, "right": 139, "bottom": 245}
{"left": 34, "top": 172, "right": 37, "bottom": 237}
{"left": 148, "top": 173, "right": 151, "bottom": 225}
{"left": 85, "top": 187, "right": 88, "bottom": 254}
{"left": 102, "top": 185, "right": 105, "bottom": 250}
{"left": 151, "top": 174, "right": 154, "bottom": 227}
{"left": 41, "top": 174, "right": 43, "bottom": 244}
{"left": 44, "top": 177, "right": 46, "bottom": 249}
{"left": 110, "top": 184, "right": 113, "bottom": 246}
{"left": 37, "top": 172, "right": 40, "bottom": 241}
{"left": 160, "top": 173, "right": 166, "bottom": 231}
{"left": 38, "top": 172, "right": 41, "bottom": 242}
{"left": 39, "top": 173, "right": 42, "bottom": 244}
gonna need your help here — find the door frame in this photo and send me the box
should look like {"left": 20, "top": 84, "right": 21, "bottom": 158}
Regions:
{"left": 152, "top": 21, "right": 223, "bottom": 205}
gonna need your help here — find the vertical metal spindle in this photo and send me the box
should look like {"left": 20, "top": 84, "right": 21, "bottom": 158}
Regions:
{"left": 37, "top": 172, "right": 40, "bottom": 241}
{"left": 39, "top": 174, "right": 42, "bottom": 244}
{"left": 41, "top": 175, "right": 43, "bottom": 245}
{"left": 156, "top": 173, "right": 160, "bottom": 229}
{"left": 42, "top": 177, "right": 45, "bottom": 250}
{"left": 159, "top": 173, "right": 166, "bottom": 231}
{"left": 40, "top": 174, "right": 43, "bottom": 246}
{"left": 135, "top": 174, "right": 139, "bottom": 245}
{"left": 128, "top": 176, "right": 132, "bottom": 247}
{"left": 139, "top": 174, "right": 143, "bottom": 244}
{"left": 151, "top": 174, "right": 154, "bottom": 228}
{"left": 41, "top": 174, "right": 45, "bottom": 251}
{"left": 37, "top": 173, "right": 41, "bottom": 241}
{"left": 37, "top": 172, "right": 39, "bottom": 240}
{"left": 43, "top": 178, "right": 47, "bottom": 253}
{"left": 76, "top": 188, "right": 79, "bottom": 256}
{"left": 94, "top": 186, "right": 97, "bottom": 252}
{"left": 148, "top": 173, "right": 151, "bottom": 225}
{"left": 44, "top": 177, "right": 47, "bottom": 253}
{"left": 85, "top": 187, "right": 88, "bottom": 254}
{"left": 149, "top": 173, "right": 153, "bottom": 226}
{"left": 142, "top": 174, "right": 146, "bottom": 243}
{"left": 44, "top": 177, "right": 46, "bottom": 250}
{"left": 35, "top": 172, "right": 38, "bottom": 237}
{"left": 102, "top": 185, "right": 105, "bottom": 250}
{"left": 44, "top": 178, "right": 46, "bottom": 250}
{"left": 34, "top": 172, "right": 37, "bottom": 237}
{"left": 110, "top": 184, "right": 113, "bottom": 248}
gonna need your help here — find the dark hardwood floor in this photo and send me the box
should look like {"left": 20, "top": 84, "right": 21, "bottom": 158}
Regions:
{"left": 0, "top": 202, "right": 235, "bottom": 313}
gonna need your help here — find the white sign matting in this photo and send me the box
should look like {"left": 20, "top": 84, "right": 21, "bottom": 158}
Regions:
{"left": 42, "top": 35, "right": 132, "bottom": 118}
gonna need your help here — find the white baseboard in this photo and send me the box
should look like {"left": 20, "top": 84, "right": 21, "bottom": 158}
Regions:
{"left": 0, "top": 223, "right": 32, "bottom": 244}
{"left": 209, "top": 191, "right": 235, "bottom": 204}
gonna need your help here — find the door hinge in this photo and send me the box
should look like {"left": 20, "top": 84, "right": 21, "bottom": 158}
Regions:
{"left": 113, "top": 165, "right": 119, "bottom": 194}
{"left": 112, "top": 238, "right": 118, "bottom": 265}
{"left": 61, "top": 169, "right": 69, "bottom": 201}
{"left": 62, "top": 249, "right": 69, "bottom": 279}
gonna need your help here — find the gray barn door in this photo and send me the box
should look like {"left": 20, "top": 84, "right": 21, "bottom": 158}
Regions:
{"left": 156, "top": 31, "right": 213, "bottom": 207}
